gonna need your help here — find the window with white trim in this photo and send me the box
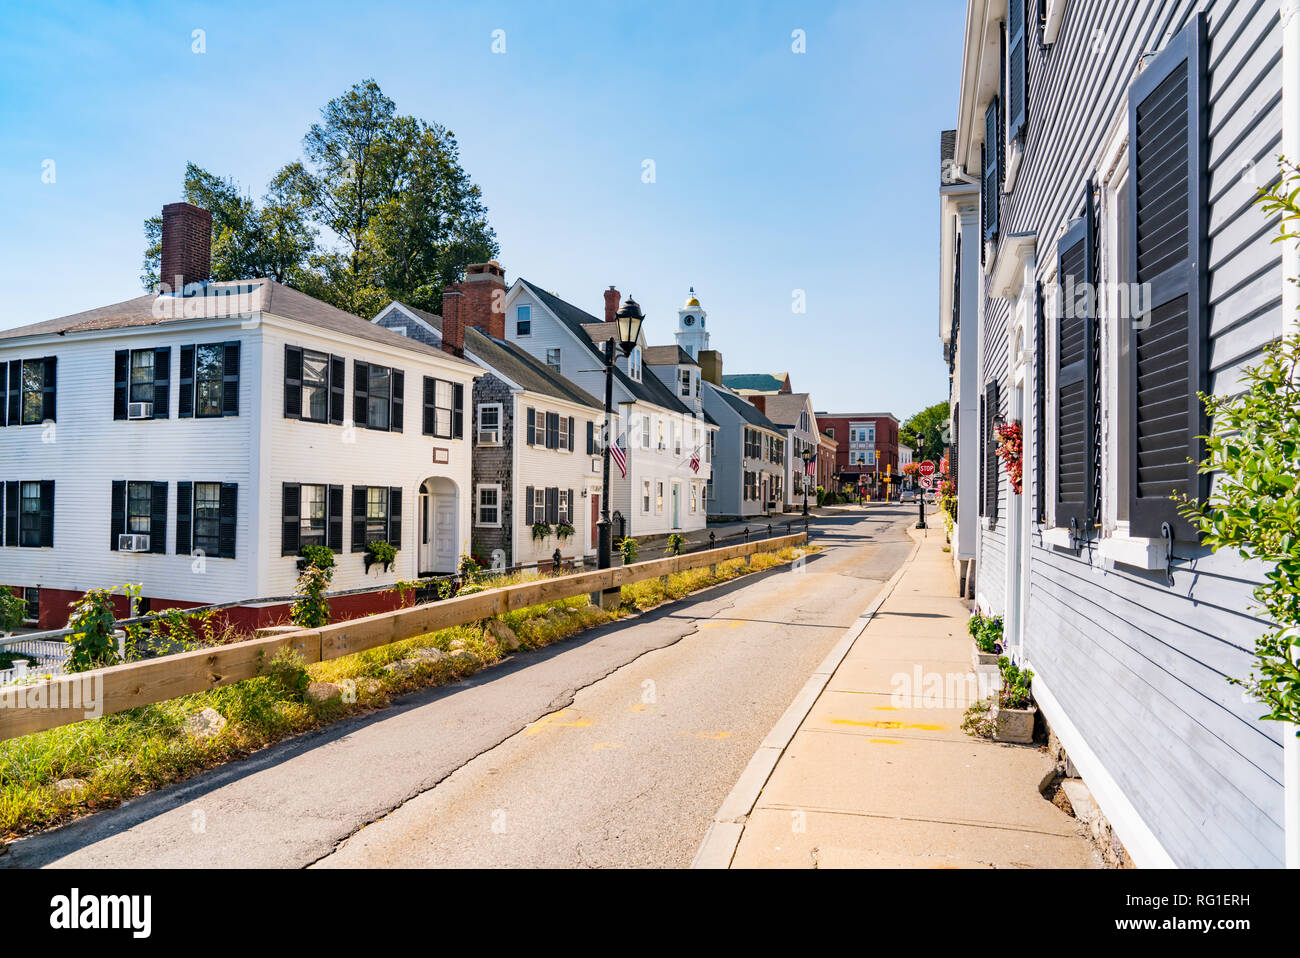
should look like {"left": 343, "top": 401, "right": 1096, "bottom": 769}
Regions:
{"left": 656, "top": 481, "right": 664, "bottom": 513}
{"left": 642, "top": 479, "right": 651, "bottom": 513}
{"left": 476, "top": 484, "right": 501, "bottom": 526}
{"left": 516, "top": 305, "right": 532, "bottom": 336}
{"left": 477, "top": 403, "right": 502, "bottom": 445}
{"left": 546, "top": 348, "right": 561, "bottom": 373}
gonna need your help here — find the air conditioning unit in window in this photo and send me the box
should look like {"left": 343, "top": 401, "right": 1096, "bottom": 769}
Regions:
{"left": 127, "top": 402, "right": 153, "bottom": 419}
{"left": 479, "top": 428, "right": 499, "bottom": 445}
{"left": 118, "top": 534, "right": 150, "bottom": 552}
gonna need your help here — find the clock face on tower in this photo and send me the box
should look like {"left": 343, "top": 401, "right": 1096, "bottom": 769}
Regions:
{"left": 683, "top": 315, "right": 695, "bottom": 326}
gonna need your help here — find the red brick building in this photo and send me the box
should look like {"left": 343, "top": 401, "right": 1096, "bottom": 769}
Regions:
{"left": 814, "top": 413, "right": 900, "bottom": 495}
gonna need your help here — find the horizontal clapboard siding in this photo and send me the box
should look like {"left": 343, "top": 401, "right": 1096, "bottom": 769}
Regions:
{"left": 972, "top": 0, "right": 1284, "bottom": 865}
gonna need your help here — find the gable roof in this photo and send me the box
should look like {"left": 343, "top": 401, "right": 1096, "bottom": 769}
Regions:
{"left": 516, "top": 278, "right": 695, "bottom": 417}
{"left": 0, "top": 280, "right": 477, "bottom": 371}
{"left": 642, "top": 344, "right": 696, "bottom": 367}
{"left": 386, "top": 303, "right": 600, "bottom": 409}
{"left": 757, "top": 392, "right": 814, "bottom": 429}
{"left": 722, "top": 372, "right": 787, "bottom": 394}
{"left": 708, "top": 382, "right": 782, "bottom": 433}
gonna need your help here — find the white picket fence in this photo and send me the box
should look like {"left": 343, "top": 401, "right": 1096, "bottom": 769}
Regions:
{"left": 0, "top": 635, "right": 70, "bottom": 686}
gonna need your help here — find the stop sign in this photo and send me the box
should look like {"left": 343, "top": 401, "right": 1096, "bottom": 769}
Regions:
{"left": 920, "top": 460, "right": 936, "bottom": 477}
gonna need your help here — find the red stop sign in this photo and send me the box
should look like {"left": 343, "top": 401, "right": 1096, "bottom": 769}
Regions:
{"left": 920, "top": 460, "right": 936, "bottom": 477}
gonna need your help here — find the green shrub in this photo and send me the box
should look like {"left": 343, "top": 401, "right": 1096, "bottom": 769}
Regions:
{"left": 619, "top": 537, "right": 639, "bottom": 564}
{"left": 299, "top": 544, "right": 335, "bottom": 571}
{"left": 667, "top": 533, "right": 684, "bottom": 556}
{"left": 0, "top": 589, "right": 27, "bottom": 635}
{"left": 290, "top": 564, "right": 332, "bottom": 629}
{"left": 65, "top": 585, "right": 137, "bottom": 672}
{"left": 365, "top": 540, "right": 396, "bottom": 568}
{"left": 998, "top": 657, "right": 1034, "bottom": 710}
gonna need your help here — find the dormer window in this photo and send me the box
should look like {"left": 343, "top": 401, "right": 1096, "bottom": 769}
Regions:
{"left": 629, "top": 346, "right": 642, "bottom": 382}
{"left": 679, "top": 368, "right": 691, "bottom": 397}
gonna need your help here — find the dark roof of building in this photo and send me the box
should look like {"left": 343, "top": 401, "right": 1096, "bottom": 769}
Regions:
{"left": 0, "top": 280, "right": 476, "bottom": 371}
{"left": 711, "top": 384, "right": 782, "bottom": 433}
{"left": 391, "top": 303, "right": 601, "bottom": 409}
{"left": 758, "top": 392, "right": 812, "bottom": 430}
{"left": 721, "top": 372, "right": 786, "bottom": 393}
{"left": 940, "top": 129, "right": 960, "bottom": 186}
{"left": 518, "top": 278, "right": 697, "bottom": 417}
{"left": 642, "top": 344, "right": 697, "bottom": 367}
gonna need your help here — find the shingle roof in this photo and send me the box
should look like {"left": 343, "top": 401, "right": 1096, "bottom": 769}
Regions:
{"left": 757, "top": 392, "right": 812, "bottom": 430}
{"left": 721, "top": 373, "right": 786, "bottom": 393}
{"left": 518, "top": 278, "right": 695, "bottom": 417}
{"left": 710, "top": 383, "right": 782, "bottom": 432}
{"left": 392, "top": 303, "right": 600, "bottom": 409}
{"left": 0, "top": 279, "right": 477, "bottom": 371}
{"left": 642, "top": 344, "right": 696, "bottom": 367}
{"left": 940, "top": 129, "right": 960, "bottom": 186}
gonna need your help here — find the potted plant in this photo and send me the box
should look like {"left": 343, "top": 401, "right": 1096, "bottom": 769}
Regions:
{"left": 364, "top": 540, "right": 397, "bottom": 573}
{"left": 968, "top": 611, "right": 1003, "bottom": 668}
{"left": 531, "top": 520, "right": 553, "bottom": 542}
{"left": 991, "top": 656, "right": 1036, "bottom": 744}
{"left": 555, "top": 521, "right": 575, "bottom": 542}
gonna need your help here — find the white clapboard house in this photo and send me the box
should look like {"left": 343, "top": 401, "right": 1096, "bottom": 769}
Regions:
{"left": 0, "top": 202, "right": 478, "bottom": 630}
{"left": 373, "top": 270, "right": 607, "bottom": 570}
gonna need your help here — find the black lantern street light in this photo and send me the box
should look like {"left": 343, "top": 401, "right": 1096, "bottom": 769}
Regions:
{"left": 914, "top": 444, "right": 927, "bottom": 530}
{"left": 800, "top": 445, "right": 815, "bottom": 517}
{"left": 596, "top": 295, "right": 644, "bottom": 607}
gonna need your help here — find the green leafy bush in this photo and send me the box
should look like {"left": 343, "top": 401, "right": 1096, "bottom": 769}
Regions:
{"left": 997, "top": 657, "right": 1034, "bottom": 710}
{"left": 299, "top": 544, "right": 335, "bottom": 571}
{"left": 667, "top": 533, "right": 684, "bottom": 556}
{"left": 290, "top": 563, "right": 332, "bottom": 629}
{"left": 619, "top": 537, "right": 639, "bottom": 565}
{"left": 365, "top": 540, "right": 396, "bottom": 568}
{"left": 0, "top": 589, "right": 27, "bottom": 635}
{"left": 66, "top": 586, "right": 136, "bottom": 672}
{"left": 967, "top": 612, "right": 1003, "bottom": 654}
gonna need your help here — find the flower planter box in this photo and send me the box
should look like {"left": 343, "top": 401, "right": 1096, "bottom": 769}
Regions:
{"left": 992, "top": 704, "right": 1036, "bottom": 744}
{"left": 971, "top": 643, "right": 1000, "bottom": 669}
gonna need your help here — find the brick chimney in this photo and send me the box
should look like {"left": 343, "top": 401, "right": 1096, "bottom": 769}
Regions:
{"left": 160, "top": 202, "right": 212, "bottom": 292}
{"left": 699, "top": 349, "right": 723, "bottom": 386}
{"left": 604, "top": 286, "right": 620, "bottom": 323}
{"left": 458, "top": 261, "right": 507, "bottom": 339}
{"left": 441, "top": 290, "right": 464, "bottom": 357}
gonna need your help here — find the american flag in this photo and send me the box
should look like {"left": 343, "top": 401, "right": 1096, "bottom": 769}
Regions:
{"left": 610, "top": 431, "right": 627, "bottom": 478}
{"left": 688, "top": 446, "right": 701, "bottom": 474}
{"left": 805, "top": 454, "right": 817, "bottom": 476}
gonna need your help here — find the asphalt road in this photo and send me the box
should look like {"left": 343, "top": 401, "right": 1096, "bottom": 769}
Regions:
{"left": 2, "top": 505, "right": 916, "bottom": 869}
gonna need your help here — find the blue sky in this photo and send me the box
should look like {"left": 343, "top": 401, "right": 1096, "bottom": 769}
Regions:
{"left": 0, "top": 0, "right": 965, "bottom": 421}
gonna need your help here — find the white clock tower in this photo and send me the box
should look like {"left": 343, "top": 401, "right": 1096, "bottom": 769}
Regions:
{"left": 675, "top": 287, "right": 710, "bottom": 359}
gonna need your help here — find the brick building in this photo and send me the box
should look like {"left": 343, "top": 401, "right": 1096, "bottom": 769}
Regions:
{"left": 814, "top": 413, "right": 900, "bottom": 495}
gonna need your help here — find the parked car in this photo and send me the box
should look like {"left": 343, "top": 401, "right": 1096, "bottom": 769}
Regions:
{"left": 900, "top": 489, "right": 917, "bottom": 503}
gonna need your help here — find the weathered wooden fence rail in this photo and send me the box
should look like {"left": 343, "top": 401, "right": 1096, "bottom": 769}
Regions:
{"left": 0, "top": 532, "right": 806, "bottom": 742}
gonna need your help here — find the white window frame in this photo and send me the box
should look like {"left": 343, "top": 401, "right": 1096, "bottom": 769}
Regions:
{"left": 642, "top": 479, "right": 652, "bottom": 513}
{"left": 558, "top": 414, "right": 569, "bottom": 450}
{"left": 476, "top": 483, "right": 502, "bottom": 527}
{"left": 515, "top": 305, "right": 532, "bottom": 336}
{"left": 656, "top": 481, "right": 664, "bottom": 513}
{"left": 477, "top": 402, "right": 503, "bottom": 445}
{"left": 546, "top": 347, "right": 561, "bottom": 372}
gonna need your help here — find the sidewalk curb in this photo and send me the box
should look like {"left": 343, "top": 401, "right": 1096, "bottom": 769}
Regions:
{"left": 689, "top": 534, "right": 925, "bottom": 869}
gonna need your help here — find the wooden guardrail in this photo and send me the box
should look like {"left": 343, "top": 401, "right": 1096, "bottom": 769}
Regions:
{"left": 0, "top": 532, "right": 807, "bottom": 742}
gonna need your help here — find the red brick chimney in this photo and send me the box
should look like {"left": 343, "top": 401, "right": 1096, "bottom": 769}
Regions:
{"left": 604, "top": 286, "right": 620, "bottom": 323}
{"left": 160, "top": 202, "right": 212, "bottom": 292}
{"left": 457, "top": 261, "right": 507, "bottom": 339}
{"left": 441, "top": 290, "right": 464, "bottom": 357}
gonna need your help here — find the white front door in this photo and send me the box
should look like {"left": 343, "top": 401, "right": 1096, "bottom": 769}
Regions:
{"left": 434, "top": 495, "right": 457, "bottom": 573}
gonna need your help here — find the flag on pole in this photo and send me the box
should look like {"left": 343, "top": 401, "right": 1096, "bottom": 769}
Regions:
{"left": 805, "top": 454, "right": 817, "bottom": 476}
{"left": 610, "top": 431, "right": 627, "bottom": 478}
{"left": 688, "top": 445, "right": 701, "bottom": 474}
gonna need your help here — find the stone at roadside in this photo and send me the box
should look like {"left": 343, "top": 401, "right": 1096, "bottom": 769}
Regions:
{"left": 411, "top": 647, "right": 448, "bottom": 663}
{"left": 486, "top": 619, "right": 521, "bottom": 651}
{"left": 54, "top": 778, "right": 88, "bottom": 799}
{"left": 306, "top": 681, "right": 344, "bottom": 704}
{"left": 449, "top": 638, "right": 467, "bottom": 650}
{"left": 449, "top": 648, "right": 479, "bottom": 668}
{"left": 383, "top": 659, "right": 418, "bottom": 676}
{"left": 184, "top": 707, "right": 227, "bottom": 741}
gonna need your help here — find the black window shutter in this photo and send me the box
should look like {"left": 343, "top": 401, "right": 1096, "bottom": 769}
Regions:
{"left": 526, "top": 407, "right": 536, "bottom": 445}
{"left": 110, "top": 480, "right": 126, "bottom": 549}
{"left": 179, "top": 345, "right": 195, "bottom": 417}
{"left": 352, "top": 486, "right": 367, "bottom": 552}
{"left": 327, "top": 484, "right": 344, "bottom": 552}
{"left": 149, "top": 481, "right": 167, "bottom": 554}
{"left": 1055, "top": 211, "right": 1094, "bottom": 532}
{"left": 391, "top": 370, "right": 404, "bottom": 432}
{"left": 525, "top": 486, "right": 535, "bottom": 525}
{"left": 42, "top": 356, "right": 56, "bottom": 422}
{"left": 218, "top": 483, "right": 237, "bottom": 558}
{"left": 39, "top": 480, "right": 54, "bottom": 547}
{"left": 388, "top": 487, "right": 402, "bottom": 548}
{"left": 0, "top": 362, "right": 6, "bottom": 427}
{"left": 984, "top": 382, "right": 1000, "bottom": 521}
{"left": 1127, "top": 13, "right": 1207, "bottom": 540}
{"left": 567, "top": 416, "right": 575, "bottom": 452}
{"left": 546, "top": 487, "right": 558, "bottom": 524}
{"left": 281, "top": 482, "right": 301, "bottom": 556}
{"left": 284, "top": 345, "right": 303, "bottom": 419}
{"left": 546, "top": 412, "right": 558, "bottom": 449}
{"left": 567, "top": 489, "right": 574, "bottom": 523}
{"left": 354, "top": 362, "right": 370, "bottom": 428}
{"left": 1007, "top": 0, "right": 1027, "bottom": 143}
{"left": 1034, "top": 282, "right": 1047, "bottom": 523}
{"left": 983, "top": 98, "right": 1001, "bottom": 242}
{"left": 114, "top": 350, "right": 129, "bottom": 420}
{"left": 221, "top": 342, "right": 239, "bottom": 416}
{"left": 453, "top": 383, "right": 464, "bottom": 439}
{"left": 176, "top": 481, "right": 192, "bottom": 555}
{"left": 153, "top": 347, "right": 171, "bottom": 418}
{"left": 4, "top": 480, "right": 17, "bottom": 545}
{"left": 586, "top": 421, "right": 595, "bottom": 455}
{"left": 329, "top": 355, "right": 345, "bottom": 425}
{"left": 422, "top": 376, "right": 435, "bottom": 435}
{"left": 6, "top": 360, "right": 19, "bottom": 426}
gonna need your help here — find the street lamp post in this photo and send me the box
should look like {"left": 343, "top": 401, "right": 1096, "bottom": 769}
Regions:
{"left": 914, "top": 445, "right": 927, "bottom": 530}
{"left": 595, "top": 295, "right": 644, "bottom": 609}
{"left": 800, "top": 446, "right": 814, "bottom": 517}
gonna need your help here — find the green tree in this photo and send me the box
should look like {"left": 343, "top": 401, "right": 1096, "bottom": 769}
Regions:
{"left": 141, "top": 78, "right": 498, "bottom": 318}
{"left": 899, "top": 401, "right": 950, "bottom": 463}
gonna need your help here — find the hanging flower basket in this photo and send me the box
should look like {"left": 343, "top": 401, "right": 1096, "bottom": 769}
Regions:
{"left": 995, "top": 420, "right": 1024, "bottom": 495}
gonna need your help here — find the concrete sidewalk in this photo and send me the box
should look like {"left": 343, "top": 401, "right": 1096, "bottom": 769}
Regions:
{"left": 694, "top": 522, "right": 1098, "bottom": 869}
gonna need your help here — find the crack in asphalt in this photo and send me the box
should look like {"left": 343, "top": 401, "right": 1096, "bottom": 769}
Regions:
{"left": 304, "top": 601, "right": 732, "bottom": 868}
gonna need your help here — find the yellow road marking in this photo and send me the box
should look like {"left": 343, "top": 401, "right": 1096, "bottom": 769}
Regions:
{"left": 592, "top": 741, "right": 625, "bottom": 751}
{"left": 830, "top": 718, "right": 946, "bottom": 731}
{"left": 524, "top": 709, "right": 592, "bottom": 736}
{"left": 869, "top": 738, "right": 905, "bottom": 745}
{"left": 700, "top": 620, "right": 743, "bottom": 630}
